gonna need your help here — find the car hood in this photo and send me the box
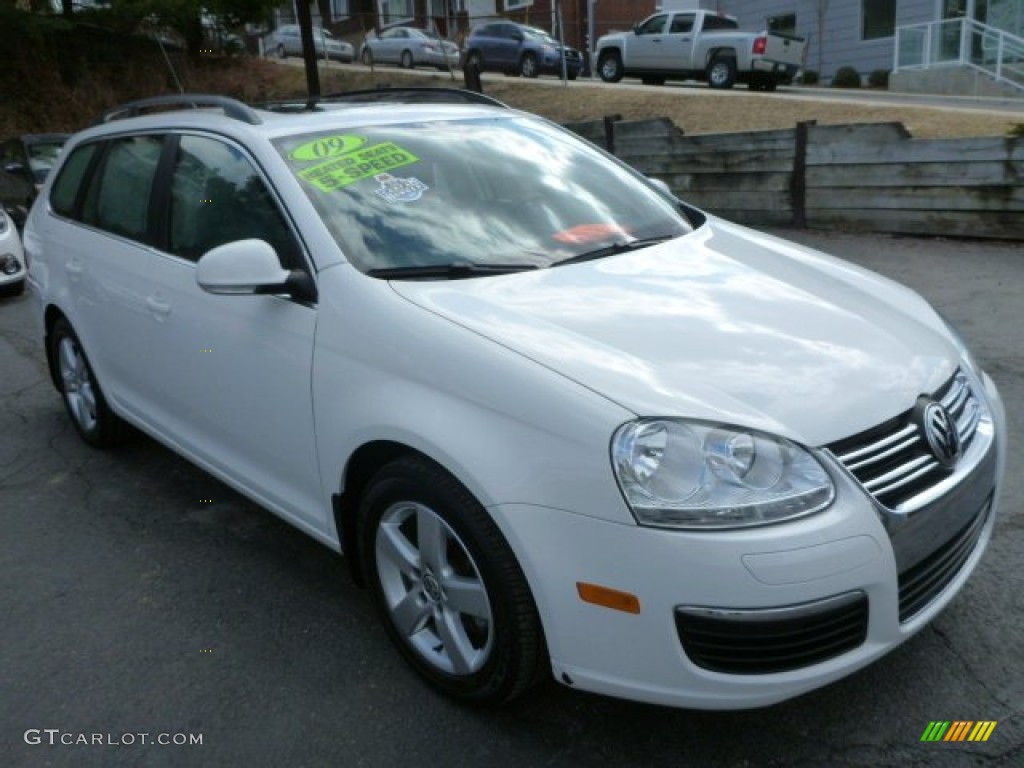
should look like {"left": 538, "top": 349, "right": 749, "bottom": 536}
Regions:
{"left": 389, "top": 219, "right": 958, "bottom": 447}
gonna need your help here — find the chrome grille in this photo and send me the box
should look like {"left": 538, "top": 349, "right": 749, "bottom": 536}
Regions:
{"left": 828, "top": 371, "right": 983, "bottom": 510}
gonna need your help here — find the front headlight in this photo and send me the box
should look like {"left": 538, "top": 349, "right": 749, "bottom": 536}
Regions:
{"left": 611, "top": 419, "right": 834, "bottom": 530}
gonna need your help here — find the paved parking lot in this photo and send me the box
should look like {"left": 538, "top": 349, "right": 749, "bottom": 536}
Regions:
{"left": 1, "top": 228, "right": 1021, "bottom": 767}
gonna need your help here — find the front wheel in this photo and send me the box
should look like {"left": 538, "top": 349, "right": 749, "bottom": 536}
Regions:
{"left": 519, "top": 52, "right": 538, "bottom": 78}
{"left": 359, "top": 457, "right": 547, "bottom": 704}
{"left": 598, "top": 51, "right": 623, "bottom": 83}
{"left": 400, "top": 50, "right": 414, "bottom": 69}
{"left": 361, "top": 48, "right": 373, "bottom": 66}
{"left": 49, "top": 317, "right": 124, "bottom": 448}
{"left": 276, "top": 43, "right": 286, "bottom": 59}
{"left": 707, "top": 56, "right": 737, "bottom": 89}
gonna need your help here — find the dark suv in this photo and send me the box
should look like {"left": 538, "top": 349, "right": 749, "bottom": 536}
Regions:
{"left": 463, "top": 22, "right": 581, "bottom": 79}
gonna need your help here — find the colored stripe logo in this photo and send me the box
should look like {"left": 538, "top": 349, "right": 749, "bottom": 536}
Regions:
{"left": 921, "top": 721, "right": 997, "bottom": 742}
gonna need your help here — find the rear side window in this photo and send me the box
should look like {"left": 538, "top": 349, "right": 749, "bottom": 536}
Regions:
{"left": 701, "top": 16, "right": 739, "bottom": 32}
{"left": 670, "top": 14, "right": 695, "bottom": 34}
{"left": 50, "top": 143, "right": 99, "bottom": 218}
{"left": 81, "top": 136, "right": 163, "bottom": 241}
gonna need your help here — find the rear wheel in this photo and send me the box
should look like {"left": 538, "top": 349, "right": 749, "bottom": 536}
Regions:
{"left": 401, "top": 49, "right": 414, "bottom": 69}
{"left": 361, "top": 48, "right": 373, "bottom": 66}
{"left": 276, "top": 43, "right": 286, "bottom": 59}
{"left": 465, "top": 51, "right": 483, "bottom": 73}
{"left": 359, "top": 457, "right": 547, "bottom": 704}
{"left": 49, "top": 317, "right": 124, "bottom": 448}
{"left": 519, "top": 52, "right": 538, "bottom": 78}
{"left": 707, "top": 55, "right": 737, "bottom": 89}
{"left": 598, "top": 51, "right": 623, "bottom": 83}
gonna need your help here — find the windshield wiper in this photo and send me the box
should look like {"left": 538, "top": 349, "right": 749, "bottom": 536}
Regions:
{"left": 366, "top": 262, "right": 539, "bottom": 280}
{"left": 551, "top": 236, "right": 677, "bottom": 268}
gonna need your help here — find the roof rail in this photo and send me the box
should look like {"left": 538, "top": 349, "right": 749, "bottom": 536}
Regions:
{"left": 99, "top": 94, "right": 263, "bottom": 125}
{"left": 260, "top": 87, "right": 509, "bottom": 113}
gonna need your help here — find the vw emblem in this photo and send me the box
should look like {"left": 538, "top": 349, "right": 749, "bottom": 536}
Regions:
{"left": 918, "top": 400, "right": 962, "bottom": 469}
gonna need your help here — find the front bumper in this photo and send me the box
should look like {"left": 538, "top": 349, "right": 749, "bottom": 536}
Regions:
{"left": 489, "top": 373, "right": 1005, "bottom": 709}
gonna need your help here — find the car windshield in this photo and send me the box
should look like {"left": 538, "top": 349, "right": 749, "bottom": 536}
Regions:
{"left": 274, "top": 116, "right": 693, "bottom": 277}
{"left": 26, "top": 141, "right": 65, "bottom": 184}
{"left": 523, "top": 28, "right": 556, "bottom": 44}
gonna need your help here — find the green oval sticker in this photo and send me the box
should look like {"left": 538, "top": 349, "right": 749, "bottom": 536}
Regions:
{"left": 290, "top": 134, "right": 366, "bottom": 162}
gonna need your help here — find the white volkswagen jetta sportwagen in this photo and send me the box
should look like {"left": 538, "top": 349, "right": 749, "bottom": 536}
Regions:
{"left": 23, "top": 92, "right": 1005, "bottom": 709}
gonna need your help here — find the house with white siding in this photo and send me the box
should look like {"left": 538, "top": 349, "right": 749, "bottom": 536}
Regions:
{"left": 717, "top": 0, "right": 1024, "bottom": 94}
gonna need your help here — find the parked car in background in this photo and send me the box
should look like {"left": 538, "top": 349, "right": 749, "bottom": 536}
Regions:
{"left": 0, "top": 208, "right": 26, "bottom": 296}
{"left": 266, "top": 24, "right": 354, "bottom": 62}
{"left": 463, "top": 22, "right": 581, "bottom": 79}
{"left": 0, "top": 133, "right": 68, "bottom": 229}
{"left": 595, "top": 9, "right": 805, "bottom": 90}
{"left": 361, "top": 26, "right": 459, "bottom": 69}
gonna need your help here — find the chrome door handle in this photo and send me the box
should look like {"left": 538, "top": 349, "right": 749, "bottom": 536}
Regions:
{"left": 146, "top": 295, "right": 171, "bottom": 319}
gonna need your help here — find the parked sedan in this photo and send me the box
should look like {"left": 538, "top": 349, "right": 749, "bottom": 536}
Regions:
{"left": 361, "top": 27, "right": 459, "bottom": 69}
{"left": 0, "top": 133, "right": 68, "bottom": 229}
{"left": 0, "top": 208, "right": 26, "bottom": 297}
{"left": 463, "top": 22, "right": 581, "bottom": 78}
{"left": 266, "top": 24, "right": 354, "bottom": 62}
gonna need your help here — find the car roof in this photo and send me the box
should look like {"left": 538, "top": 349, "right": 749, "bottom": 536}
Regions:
{"left": 72, "top": 92, "right": 518, "bottom": 147}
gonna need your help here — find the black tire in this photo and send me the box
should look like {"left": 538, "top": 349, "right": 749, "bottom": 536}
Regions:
{"left": 519, "top": 52, "right": 538, "bottom": 78}
{"left": 276, "top": 43, "right": 286, "bottom": 59}
{"left": 358, "top": 457, "right": 547, "bottom": 705}
{"left": 49, "top": 317, "right": 124, "bottom": 448}
{"left": 400, "top": 50, "right": 414, "bottom": 69}
{"left": 465, "top": 51, "right": 483, "bottom": 74}
{"left": 361, "top": 48, "right": 373, "bottom": 66}
{"left": 597, "top": 50, "right": 623, "bottom": 83}
{"left": 707, "top": 55, "right": 737, "bottom": 89}
{"left": 0, "top": 279, "right": 24, "bottom": 298}
{"left": 567, "top": 69, "right": 578, "bottom": 81}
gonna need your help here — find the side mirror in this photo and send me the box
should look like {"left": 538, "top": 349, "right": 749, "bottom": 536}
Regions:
{"left": 633, "top": 23, "right": 641, "bottom": 34}
{"left": 511, "top": 32, "right": 524, "bottom": 42}
{"left": 3, "top": 161, "right": 27, "bottom": 177}
{"left": 196, "top": 239, "right": 316, "bottom": 302}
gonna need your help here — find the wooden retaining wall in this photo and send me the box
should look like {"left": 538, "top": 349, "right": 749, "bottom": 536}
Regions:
{"left": 562, "top": 118, "right": 1024, "bottom": 240}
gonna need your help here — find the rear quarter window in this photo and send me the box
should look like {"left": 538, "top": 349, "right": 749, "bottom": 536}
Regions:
{"left": 50, "top": 143, "right": 99, "bottom": 218}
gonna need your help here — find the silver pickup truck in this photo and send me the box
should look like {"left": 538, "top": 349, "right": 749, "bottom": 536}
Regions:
{"left": 595, "top": 10, "right": 806, "bottom": 91}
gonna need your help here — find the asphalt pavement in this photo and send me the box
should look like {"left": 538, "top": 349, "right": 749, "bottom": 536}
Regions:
{"left": 1, "top": 227, "right": 1022, "bottom": 767}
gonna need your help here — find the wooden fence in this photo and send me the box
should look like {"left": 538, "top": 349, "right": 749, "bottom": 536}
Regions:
{"left": 563, "top": 117, "right": 1024, "bottom": 240}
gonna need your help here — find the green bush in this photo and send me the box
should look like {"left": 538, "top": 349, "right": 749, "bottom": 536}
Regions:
{"left": 831, "top": 66, "right": 861, "bottom": 88}
{"left": 868, "top": 69, "right": 890, "bottom": 88}
{"left": 800, "top": 69, "right": 819, "bottom": 85}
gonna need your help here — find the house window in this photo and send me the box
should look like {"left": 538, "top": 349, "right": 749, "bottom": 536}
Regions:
{"left": 767, "top": 13, "right": 797, "bottom": 36}
{"left": 379, "top": 0, "right": 414, "bottom": 24}
{"left": 862, "top": 0, "right": 897, "bottom": 40}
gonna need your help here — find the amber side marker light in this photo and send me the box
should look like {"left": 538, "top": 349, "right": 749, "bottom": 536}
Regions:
{"left": 576, "top": 582, "right": 642, "bottom": 614}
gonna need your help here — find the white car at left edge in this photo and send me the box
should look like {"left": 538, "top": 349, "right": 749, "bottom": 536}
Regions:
{"left": 0, "top": 208, "right": 26, "bottom": 297}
